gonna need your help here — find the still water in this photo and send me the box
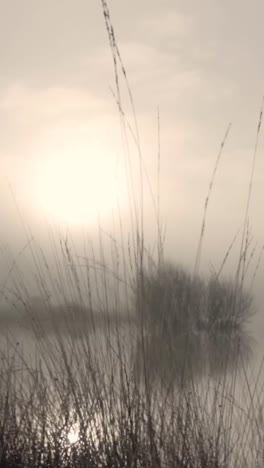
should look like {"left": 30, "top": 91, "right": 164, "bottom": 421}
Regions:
{"left": 1, "top": 303, "right": 264, "bottom": 467}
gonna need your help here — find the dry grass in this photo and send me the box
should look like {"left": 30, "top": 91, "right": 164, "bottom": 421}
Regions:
{"left": 0, "top": 268, "right": 262, "bottom": 468}
{"left": 0, "top": 1, "right": 263, "bottom": 467}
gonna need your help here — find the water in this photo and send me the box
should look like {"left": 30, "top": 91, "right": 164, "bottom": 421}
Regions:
{"left": 1, "top": 310, "right": 264, "bottom": 467}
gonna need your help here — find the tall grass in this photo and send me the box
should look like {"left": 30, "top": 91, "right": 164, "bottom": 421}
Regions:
{"left": 0, "top": 1, "right": 263, "bottom": 467}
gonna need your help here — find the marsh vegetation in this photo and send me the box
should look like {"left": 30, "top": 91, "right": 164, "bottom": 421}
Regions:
{"left": 0, "top": 2, "right": 263, "bottom": 467}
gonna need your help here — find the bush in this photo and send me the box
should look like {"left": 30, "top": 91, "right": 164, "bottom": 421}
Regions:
{"left": 134, "top": 262, "right": 254, "bottom": 383}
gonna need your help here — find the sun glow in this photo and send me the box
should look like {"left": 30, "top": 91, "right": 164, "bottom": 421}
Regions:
{"left": 67, "top": 426, "right": 79, "bottom": 445}
{"left": 34, "top": 142, "right": 124, "bottom": 226}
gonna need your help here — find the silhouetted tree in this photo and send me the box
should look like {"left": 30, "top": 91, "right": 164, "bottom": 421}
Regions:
{"left": 134, "top": 262, "right": 254, "bottom": 384}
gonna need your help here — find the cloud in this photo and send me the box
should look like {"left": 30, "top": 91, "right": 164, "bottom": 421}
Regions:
{"left": 0, "top": 85, "right": 111, "bottom": 123}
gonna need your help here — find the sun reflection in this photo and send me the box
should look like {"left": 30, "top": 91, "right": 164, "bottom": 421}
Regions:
{"left": 67, "top": 425, "right": 79, "bottom": 445}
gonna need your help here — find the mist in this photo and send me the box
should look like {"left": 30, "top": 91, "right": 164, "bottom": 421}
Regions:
{"left": 0, "top": 1, "right": 264, "bottom": 466}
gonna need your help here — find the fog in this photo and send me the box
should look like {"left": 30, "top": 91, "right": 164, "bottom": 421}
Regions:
{"left": 1, "top": 4, "right": 264, "bottom": 466}
{"left": 0, "top": 0, "right": 264, "bottom": 362}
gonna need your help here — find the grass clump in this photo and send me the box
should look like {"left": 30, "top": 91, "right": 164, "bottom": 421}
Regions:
{"left": 0, "top": 1, "right": 263, "bottom": 467}
{"left": 0, "top": 304, "right": 261, "bottom": 468}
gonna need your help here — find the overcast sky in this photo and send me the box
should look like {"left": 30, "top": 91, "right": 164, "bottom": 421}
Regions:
{"left": 0, "top": 1, "right": 264, "bottom": 316}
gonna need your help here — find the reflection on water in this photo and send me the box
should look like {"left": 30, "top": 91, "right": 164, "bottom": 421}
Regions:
{"left": 0, "top": 290, "right": 254, "bottom": 387}
{"left": 0, "top": 306, "right": 263, "bottom": 468}
{"left": 0, "top": 312, "right": 256, "bottom": 390}
{"left": 135, "top": 326, "right": 253, "bottom": 387}
{"left": 133, "top": 264, "right": 254, "bottom": 385}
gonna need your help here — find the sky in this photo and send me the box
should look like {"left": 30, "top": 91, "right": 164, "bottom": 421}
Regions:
{"left": 0, "top": 1, "right": 264, "bottom": 326}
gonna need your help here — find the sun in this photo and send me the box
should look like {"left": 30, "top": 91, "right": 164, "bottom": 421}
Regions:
{"left": 34, "top": 142, "right": 123, "bottom": 226}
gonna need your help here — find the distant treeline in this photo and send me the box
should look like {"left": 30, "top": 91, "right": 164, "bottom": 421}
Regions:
{"left": 0, "top": 298, "right": 136, "bottom": 338}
